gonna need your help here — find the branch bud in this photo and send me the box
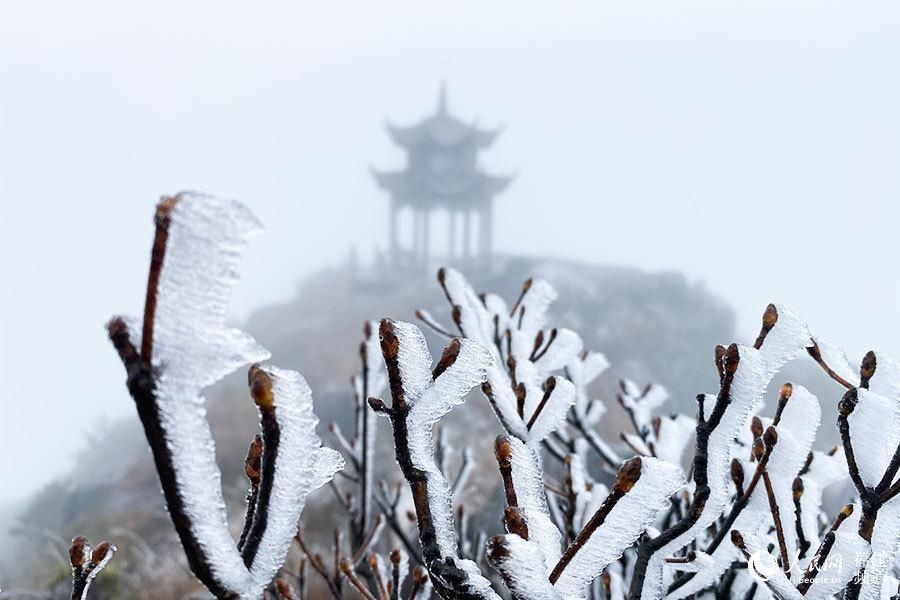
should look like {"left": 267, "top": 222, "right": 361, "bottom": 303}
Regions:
{"left": 368, "top": 397, "right": 390, "bottom": 414}
{"left": 860, "top": 351, "right": 877, "bottom": 387}
{"left": 412, "top": 565, "right": 428, "bottom": 583}
{"left": 494, "top": 436, "right": 512, "bottom": 468}
{"left": 750, "top": 416, "right": 763, "bottom": 439}
{"left": 486, "top": 535, "right": 510, "bottom": 561}
{"left": 276, "top": 579, "right": 295, "bottom": 600}
{"left": 90, "top": 541, "right": 114, "bottom": 565}
{"left": 723, "top": 343, "right": 740, "bottom": 375}
{"left": 504, "top": 506, "right": 529, "bottom": 539}
{"left": 839, "top": 388, "right": 859, "bottom": 417}
{"left": 244, "top": 434, "right": 263, "bottom": 485}
{"left": 614, "top": 457, "right": 643, "bottom": 494}
{"left": 779, "top": 382, "right": 793, "bottom": 401}
{"left": 248, "top": 365, "right": 274, "bottom": 410}
{"left": 752, "top": 437, "right": 765, "bottom": 460}
{"left": 69, "top": 536, "right": 88, "bottom": 569}
{"left": 763, "top": 426, "right": 778, "bottom": 449}
{"left": 432, "top": 338, "right": 461, "bottom": 380}
{"left": 339, "top": 558, "right": 353, "bottom": 575}
{"left": 730, "top": 459, "right": 744, "bottom": 495}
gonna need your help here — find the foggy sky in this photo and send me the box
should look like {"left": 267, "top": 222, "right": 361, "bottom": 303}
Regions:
{"left": 1, "top": 1, "right": 898, "bottom": 504}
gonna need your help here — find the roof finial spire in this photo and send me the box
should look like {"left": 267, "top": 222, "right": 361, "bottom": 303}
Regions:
{"left": 437, "top": 78, "right": 447, "bottom": 115}
{"left": 437, "top": 59, "right": 448, "bottom": 115}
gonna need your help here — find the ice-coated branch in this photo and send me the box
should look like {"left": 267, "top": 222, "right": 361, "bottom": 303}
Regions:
{"left": 370, "top": 318, "right": 501, "bottom": 599}
{"left": 294, "top": 529, "right": 342, "bottom": 599}
{"left": 239, "top": 434, "right": 264, "bottom": 551}
{"left": 486, "top": 455, "right": 683, "bottom": 599}
{"left": 107, "top": 193, "right": 343, "bottom": 599}
{"left": 627, "top": 304, "right": 811, "bottom": 600}
{"left": 69, "top": 536, "right": 116, "bottom": 600}
{"left": 373, "top": 482, "right": 425, "bottom": 566}
{"left": 325, "top": 320, "right": 389, "bottom": 574}
{"left": 549, "top": 457, "right": 684, "bottom": 597}
{"left": 427, "top": 268, "right": 581, "bottom": 446}
{"left": 822, "top": 350, "right": 900, "bottom": 599}
{"left": 354, "top": 322, "right": 388, "bottom": 549}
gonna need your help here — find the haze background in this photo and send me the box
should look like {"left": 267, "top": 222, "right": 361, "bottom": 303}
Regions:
{"left": 1, "top": 1, "right": 898, "bottom": 506}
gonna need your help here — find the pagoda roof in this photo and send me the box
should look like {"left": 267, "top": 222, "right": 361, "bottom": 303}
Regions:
{"left": 372, "top": 168, "right": 512, "bottom": 202}
{"left": 386, "top": 82, "right": 502, "bottom": 150}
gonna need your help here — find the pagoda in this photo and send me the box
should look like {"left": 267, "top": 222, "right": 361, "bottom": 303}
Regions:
{"left": 372, "top": 83, "right": 511, "bottom": 267}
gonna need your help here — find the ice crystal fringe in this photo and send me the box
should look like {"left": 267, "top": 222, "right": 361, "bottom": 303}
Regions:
{"left": 108, "top": 193, "right": 343, "bottom": 599}
{"left": 552, "top": 457, "right": 685, "bottom": 599}
{"left": 371, "top": 319, "right": 501, "bottom": 600}
{"left": 631, "top": 305, "right": 812, "bottom": 600}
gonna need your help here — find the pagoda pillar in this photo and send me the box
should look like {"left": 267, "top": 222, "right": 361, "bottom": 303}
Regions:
{"left": 480, "top": 203, "right": 493, "bottom": 258}
{"left": 462, "top": 209, "right": 471, "bottom": 259}
{"left": 410, "top": 207, "right": 422, "bottom": 260}
{"left": 414, "top": 209, "right": 424, "bottom": 261}
{"left": 448, "top": 209, "right": 457, "bottom": 258}
{"left": 423, "top": 208, "right": 431, "bottom": 263}
{"left": 389, "top": 200, "right": 398, "bottom": 262}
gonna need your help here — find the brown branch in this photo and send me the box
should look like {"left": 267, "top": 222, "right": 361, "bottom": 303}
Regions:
{"left": 730, "top": 530, "right": 795, "bottom": 600}
{"left": 628, "top": 342, "right": 742, "bottom": 600}
{"left": 494, "top": 436, "right": 519, "bottom": 508}
{"left": 837, "top": 389, "right": 867, "bottom": 497}
{"left": 238, "top": 434, "right": 263, "bottom": 551}
{"left": 407, "top": 566, "right": 429, "bottom": 600}
{"left": 390, "top": 549, "right": 402, "bottom": 600}
{"left": 762, "top": 471, "right": 790, "bottom": 576}
{"left": 550, "top": 457, "right": 642, "bottom": 584}
{"left": 526, "top": 377, "right": 557, "bottom": 431}
{"left": 792, "top": 478, "right": 811, "bottom": 559}
{"left": 415, "top": 309, "right": 455, "bottom": 339}
{"left": 358, "top": 326, "right": 375, "bottom": 545}
{"left": 797, "top": 504, "right": 854, "bottom": 595}
{"left": 531, "top": 328, "right": 558, "bottom": 362}
{"left": 753, "top": 304, "right": 778, "bottom": 349}
{"left": 806, "top": 341, "right": 854, "bottom": 389}
{"left": 141, "top": 195, "right": 177, "bottom": 365}
{"left": 369, "top": 553, "right": 390, "bottom": 600}
{"left": 328, "top": 422, "right": 360, "bottom": 472}
{"left": 566, "top": 414, "right": 621, "bottom": 471}
{"left": 241, "top": 367, "right": 282, "bottom": 568}
{"left": 704, "top": 427, "right": 778, "bottom": 555}
{"left": 374, "top": 319, "right": 494, "bottom": 599}
{"left": 108, "top": 317, "right": 232, "bottom": 597}
{"left": 372, "top": 492, "right": 424, "bottom": 566}
{"left": 352, "top": 515, "right": 385, "bottom": 565}
{"left": 341, "top": 559, "right": 379, "bottom": 600}
{"left": 772, "top": 383, "right": 792, "bottom": 426}
{"left": 295, "top": 531, "right": 342, "bottom": 600}
{"left": 508, "top": 278, "right": 533, "bottom": 320}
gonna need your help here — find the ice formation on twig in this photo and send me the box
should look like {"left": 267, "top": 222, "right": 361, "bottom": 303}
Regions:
{"left": 370, "top": 318, "right": 501, "bottom": 599}
{"left": 108, "top": 193, "right": 343, "bottom": 599}
{"left": 69, "top": 535, "right": 116, "bottom": 600}
{"left": 629, "top": 305, "right": 813, "bottom": 600}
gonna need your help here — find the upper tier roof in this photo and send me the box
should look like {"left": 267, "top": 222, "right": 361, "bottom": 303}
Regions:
{"left": 386, "top": 82, "right": 501, "bottom": 150}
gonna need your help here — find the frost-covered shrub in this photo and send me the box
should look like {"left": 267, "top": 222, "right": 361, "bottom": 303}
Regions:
{"left": 102, "top": 194, "right": 900, "bottom": 600}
